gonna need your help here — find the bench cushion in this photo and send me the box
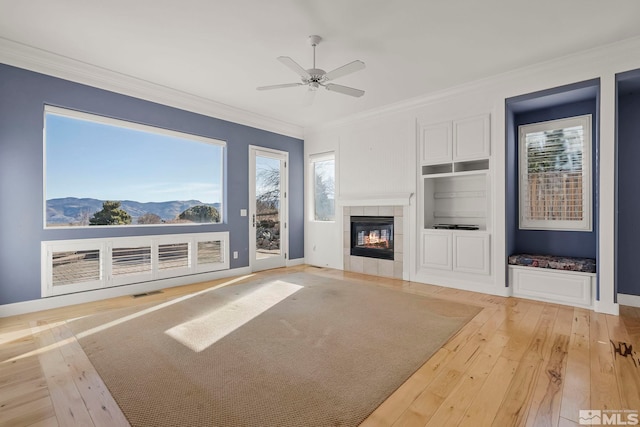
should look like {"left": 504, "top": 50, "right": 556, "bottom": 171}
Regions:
{"left": 508, "top": 253, "right": 596, "bottom": 274}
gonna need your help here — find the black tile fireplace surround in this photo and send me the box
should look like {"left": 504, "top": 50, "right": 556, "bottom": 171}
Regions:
{"left": 350, "top": 216, "right": 394, "bottom": 260}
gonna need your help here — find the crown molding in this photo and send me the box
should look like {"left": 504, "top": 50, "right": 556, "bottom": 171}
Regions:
{"left": 0, "top": 38, "right": 304, "bottom": 139}
{"left": 306, "top": 35, "right": 640, "bottom": 135}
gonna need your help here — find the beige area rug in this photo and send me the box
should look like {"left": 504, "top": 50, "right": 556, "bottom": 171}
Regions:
{"left": 68, "top": 272, "right": 481, "bottom": 427}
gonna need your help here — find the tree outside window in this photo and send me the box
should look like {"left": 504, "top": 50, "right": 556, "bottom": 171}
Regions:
{"left": 519, "top": 115, "right": 592, "bottom": 231}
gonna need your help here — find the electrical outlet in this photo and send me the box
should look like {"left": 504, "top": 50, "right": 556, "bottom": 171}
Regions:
{"left": 233, "top": 251, "right": 238, "bottom": 259}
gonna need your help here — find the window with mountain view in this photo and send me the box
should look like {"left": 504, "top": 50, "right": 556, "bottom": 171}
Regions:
{"left": 519, "top": 115, "right": 592, "bottom": 231}
{"left": 44, "top": 106, "right": 225, "bottom": 228}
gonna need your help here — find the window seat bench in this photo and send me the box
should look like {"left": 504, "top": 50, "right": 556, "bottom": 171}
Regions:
{"left": 508, "top": 253, "right": 596, "bottom": 308}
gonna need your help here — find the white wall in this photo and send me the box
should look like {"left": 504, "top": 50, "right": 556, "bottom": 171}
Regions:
{"left": 303, "top": 112, "right": 414, "bottom": 268}
{"left": 304, "top": 36, "right": 640, "bottom": 314}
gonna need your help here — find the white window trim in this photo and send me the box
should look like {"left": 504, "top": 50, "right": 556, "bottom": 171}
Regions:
{"left": 42, "top": 232, "right": 229, "bottom": 297}
{"left": 309, "top": 151, "right": 336, "bottom": 222}
{"left": 518, "top": 114, "right": 592, "bottom": 231}
{"left": 43, "top": 105, "right": 226, "bottom": 228}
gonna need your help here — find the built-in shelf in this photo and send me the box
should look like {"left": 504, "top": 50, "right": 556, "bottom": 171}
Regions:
{"left": 422, "top": 164, "right": 453, "bottom": 175}
{"left": 454, "top": 159, "right": 489, "bottom": 173}
{"left": 422, "top": 159, "right": 489, "bottom": 177}
{"left": 423, "top": 174, "right": 489, "bottom": 230}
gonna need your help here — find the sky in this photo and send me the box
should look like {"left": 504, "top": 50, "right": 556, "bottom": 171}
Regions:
{"left": 45, "top": 113, "right": 223, "bottom": 203}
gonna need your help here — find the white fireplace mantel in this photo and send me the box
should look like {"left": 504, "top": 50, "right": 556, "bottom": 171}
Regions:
{"left": 337, "top": 193, "right": 413, "bottom": 207}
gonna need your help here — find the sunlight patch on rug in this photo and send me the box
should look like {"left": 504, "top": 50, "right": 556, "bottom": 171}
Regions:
{"left": 165, "top": 280, "right": 302, "bottom": 352}
{"left": 73, "top": 274, "right": 255, "bottom": 340}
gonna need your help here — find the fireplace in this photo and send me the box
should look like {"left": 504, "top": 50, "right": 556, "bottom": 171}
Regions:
{"left": 350, "top": 216, "right": 394, "bottom": 260}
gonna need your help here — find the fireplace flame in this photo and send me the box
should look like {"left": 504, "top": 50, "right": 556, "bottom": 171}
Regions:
{"left": 364, "top": 230, "right": 389, "bottom": 248}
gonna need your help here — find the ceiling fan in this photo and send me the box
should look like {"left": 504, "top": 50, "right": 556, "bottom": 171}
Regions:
{"left": 257, "top": 35, "right": 365, "bottom": 102}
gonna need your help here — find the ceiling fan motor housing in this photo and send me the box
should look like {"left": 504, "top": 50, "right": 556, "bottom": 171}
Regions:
{"left": 306, "top": 68, "right": 326, "bottom": 83}
{"left": 308, "top": 35, "right": 322, "bottom": 46}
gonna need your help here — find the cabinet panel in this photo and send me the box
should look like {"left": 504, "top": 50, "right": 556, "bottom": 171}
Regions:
{"left": 420, "top": 122, "right": 452, "bottom": 165}
{"left": 453, "top": 114, "right": 490, "bottom": 161}
{"left": 421, "top": 231, "right": 452, "bottom": 270}
{"left": 453, "top": 233, "right": 490, "bottom": 275}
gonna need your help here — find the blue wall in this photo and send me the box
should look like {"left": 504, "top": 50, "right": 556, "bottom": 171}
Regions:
{"left": 617, "top": 91, "right": 640, "bottom": 296}
{"left": 0, "top": 64, "right": 304, "bottom": 305}
{"left": 511, "top": 100, "right": 598, "bottom": 258}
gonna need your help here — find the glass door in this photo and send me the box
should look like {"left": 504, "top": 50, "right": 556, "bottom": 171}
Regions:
{"left": 249, "top": 146, "right": 288, "bottom": 271}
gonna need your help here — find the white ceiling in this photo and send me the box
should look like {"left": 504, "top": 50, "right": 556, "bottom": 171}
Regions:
{"left": 2, "top": 0, "right": 640, "bottom": 130}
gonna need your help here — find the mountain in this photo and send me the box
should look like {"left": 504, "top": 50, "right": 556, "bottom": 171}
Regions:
{"left": 46, "top": 197, "right": 221, "bottom": 225}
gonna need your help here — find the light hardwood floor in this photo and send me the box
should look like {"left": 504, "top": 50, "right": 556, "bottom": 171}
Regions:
{"left": 1, "top": 266, "right": 639, "bottom": 426}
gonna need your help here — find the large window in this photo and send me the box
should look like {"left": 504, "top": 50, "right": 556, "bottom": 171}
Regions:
{"left": 44, "top": 106, "right": 225, "bottom": 228}
{"left": 310, "top": 153, "right": 335, "bottom": 221}
{"left": 519, "top": 115, "right": 592, "bottom": 231}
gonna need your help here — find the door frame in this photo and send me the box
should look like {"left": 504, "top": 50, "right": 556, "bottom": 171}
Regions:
{"left": 248, "top": 145, "right": 289, "bottom": 272}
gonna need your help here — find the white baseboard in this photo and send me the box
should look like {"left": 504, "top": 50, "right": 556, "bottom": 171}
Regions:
{"left": 594, "top": 299, "right": 620, "bottom": 315}
{"left": 411, "top": 278, "right": 511, "bottom": 298}
{"left": 286, "top": 257, "right": 305, "bottom": 267}
{"left": 617, "top": 293, "right": 640, "bottom": 308}
{"left": 0, "top": 267, "right": 252, "bottom": 318}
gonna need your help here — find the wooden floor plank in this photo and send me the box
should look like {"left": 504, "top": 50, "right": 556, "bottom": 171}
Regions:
{"left": 0, "top": 361, "right": 44, "bottom": 389}
{"left": 560, "top": 308, "right": 591, "bottom": 424}
{"left": 392, "top": 367, "right": 463, "bottom": 426}
{"left": 49, "top": 322, "right": 130, "bottom": 427}
{"left": 492, "top": 305, "right": 558, "bottom": 427}
{"left": 0, "top": 395, "right": 56, "bottom": 427}
{"left": 27, "top": 416, "right": 60, "bottom": 427}
{"left": 458, "top": 356, "right": 519, "bottom": 427}
{"left": 31, "top": 321, "right": 96, "bottom": 427}
{"left": 589, "top": 312, "right": 622, "bottom": 411}
{"left": 424, "top": 333, "right": 506, "bottom": 427}
{"left": 524, "top": 306, "right": 573, "bottom": 427}
{"left": 499, "top": 303, "right": 545, "bottom": 362}
{"left": 605, "top": 313, "right": 640, "bottom": 411}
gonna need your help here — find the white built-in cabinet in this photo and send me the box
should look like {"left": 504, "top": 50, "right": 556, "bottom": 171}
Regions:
{"left": 417, "top": 113, "right": 492, "bottom": 285}
{"left": 421, "top": 230, "right": 452, "bottom": 270}
{"left": 421, "top": 230, "right": 490, "bottom": 275}
{"left": 419, "top": 114, "right": 490, "bottom": 166}
{"left": 452, "top": 231, "right": 490, "bottom": 274}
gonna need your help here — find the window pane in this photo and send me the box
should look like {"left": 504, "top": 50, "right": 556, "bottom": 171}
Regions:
{"left": 519, "top": 115, "right": 591, "bottom": 230}
{"left": 158, "top": 243, "right": 189, "bottom": 270}
{"left": 112, "top": 246, "right": 152, "bottom": 277}
{"left": 198, "top": 240, "right": 223, "bottom": 265}
{"left": 45, "top": 107, "right": 224, "bottom": 228}
{"left": 313, "top": 159, "right": 335, "bottom": 221}
{"left": 52, "top": 249, "right": 100, "bottom": 286}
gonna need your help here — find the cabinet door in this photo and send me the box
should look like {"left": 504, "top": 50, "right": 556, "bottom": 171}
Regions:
{"left": 453, "top": 233, "right": 490, "bottom": 275}
{"left": 421, "top": 231, "right": 452, "bottom": 270}
{"left": 453, "top": 114, "right": 490, "bottom": 161}
{"left": 420, "top": 122, "right": 452, "bottom": 165}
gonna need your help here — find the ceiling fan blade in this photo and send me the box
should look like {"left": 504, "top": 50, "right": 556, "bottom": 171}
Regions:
{"left": 324, "top": 83, "right": 365, "bottom": 98}
{"left": 256, "top": 83, "right": 304, "bottom": 91}
{"left": 302, "top": 88, "right": 317, "bottom": 106}
{"left": 277, "top": 56, "right": 311, "bottom": 80}
{"left": 324, "top": 60, "right": 365, "bottom": 81}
